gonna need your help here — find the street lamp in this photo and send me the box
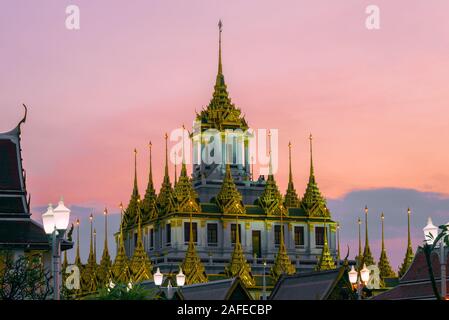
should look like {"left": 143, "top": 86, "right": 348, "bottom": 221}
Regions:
{"left": 154, "top": 267, "right": 186, "bottom": 299}
{"left": 348, "top": 263, "right": 370, "bottom": 300}
{"left": 423, "top": 217, "right": 447, "bottom": 299}
{"left": 42, "top": 198, "right": 71, "bottom": 300}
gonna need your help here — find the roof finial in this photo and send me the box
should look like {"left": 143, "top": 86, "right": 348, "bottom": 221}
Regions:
{"left": 133, "top": 148, "right": 138, "bottom": 191}
{"left": 268, "top": 130, "right": 272, "bottom": 176}
{"left": 104, "top": 207, "right": 108, "bottom": 253}
{"left": 288, "top": 141, "right": 292, "bottom": 183}
{"left": 218, "top": 19, "right": 223, "bottom": 75}
{"left": 309, "top": 133, "right": 314, "bottom": 176}
{"left": 407, "top": 207, "right": 411, "bottom": 248}
{"left": 365, "top": 205, "right": 369, "bottom": 247}
{"left": 381, "top": 212, "right": 385, "bottom": 251}
{"left": 164, "top": 133, "right": 169, "bottom": 177}
{"left": 148, "top": 141, "right": 153, "bottom": 183}
{"left": 358, "top": 217, "right": 362, "bottom": 259}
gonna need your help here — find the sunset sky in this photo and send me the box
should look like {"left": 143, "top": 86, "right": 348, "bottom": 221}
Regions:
{"left": 1, "top": 0, "right": 449, "bottom": 268}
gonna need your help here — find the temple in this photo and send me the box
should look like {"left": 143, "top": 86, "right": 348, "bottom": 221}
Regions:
{"left": 115, "top": 21, "right": 339, "bottom": 287}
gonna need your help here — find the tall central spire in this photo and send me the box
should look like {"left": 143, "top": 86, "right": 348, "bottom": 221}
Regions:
{"left": 362, "top": 206, "right": 375, "bottom": 266}
{"left": 218, "top": 19, "right": 223, "bottom": 76}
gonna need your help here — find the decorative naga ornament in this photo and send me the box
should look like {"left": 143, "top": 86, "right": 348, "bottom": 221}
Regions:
{"left": 284, "top": 142, "right": 300, "bottom": 208}
{"left": 142, "top": 142, "right": 158, "bottom": 222}
{"left": 157, "top": 133, "right": 176, "bottom": 215}
{"left": 270, "top": 210, "right": 296, "bottom": 280}
{"left": 174, "top": 126, "right": 201, "bottom": 213}
{"left": 129, "top": 200, "right": 153, "bottom": 282}
{"left": 181, "top": 208, "right": 208, "bottom": 284}
{"left": 398, "top": 208, "right": 414, "bottom": 277}
{"left": 362, "top": 206, "right": 375, "bottom": 266}
{"left": 377, "top": 213, "right": 396, "bottom": 281}
{"left": 300, "top": 134, "right": 329, "bottom": 217}
{"left": 225, "top": 214, "right": 255, "bottom": 288}
{"left": 315, "top": 220, "right": 336, "bottom": 271}
{"left": 216, "top": 164, "right": 245, "bottom": 215}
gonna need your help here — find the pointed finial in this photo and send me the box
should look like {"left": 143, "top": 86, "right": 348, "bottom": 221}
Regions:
{"left": 381, "top": 212, "right": 385, "bottom": 250}
{"left": 357, "top": 217, "right": 362, "bottom": 258}
{"left": 218, "top": 19, "right": 223, "bottom": 74}
{"left": 164, "top": 133, "right": 170, "bottom": 177}
{"left": 288, "top": 141, "right": 293, "bottom": 182}
{"left": 309, "top": 133, "right": 314, "bottom": 176}
{"left": 364, "top": 206, "right": 369, "bottom": 246}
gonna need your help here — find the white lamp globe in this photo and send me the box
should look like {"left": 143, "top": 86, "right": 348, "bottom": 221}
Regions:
{"left": 42, "top": 204, "right": 55, "bottom": 235}
{"left": 348, "top": 265, "right": 358, "bottom": 284}
{"left": 360, "top": 264, "right": 370, "bottom": 283}
{"left": 176, "top": 268, "right": 186, "bottom": 287}
{"left": 154, "top": 267, "right": 163, "bottom": 286}
{"left": 423, "top": 217, "right": 438, "bottom": 245}
{"left": 53, "top": 197, "right": 70, "bottom": 231}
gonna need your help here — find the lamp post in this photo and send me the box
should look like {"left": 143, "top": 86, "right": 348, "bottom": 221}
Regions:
{"left": 153, "top": 267, "right": 186, "bottom": 299}
{"left": 423, "top": 217, "right": 447, "bottom": 299}
{"left": 42, "top": 198, "right": 71, "bottom": 300}
{"left": 348, "top": 263, "right": 370, "bottom": 300}
{"left": 262, "top": 260, "right": 267, "bottom": 300}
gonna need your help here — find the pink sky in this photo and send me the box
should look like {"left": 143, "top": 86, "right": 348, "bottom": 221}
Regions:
{"left": 1, "top": 0, "right": 449, "bottom": 248}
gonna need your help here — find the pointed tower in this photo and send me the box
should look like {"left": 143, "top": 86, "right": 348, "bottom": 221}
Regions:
{"left": 72, "top": 219, "right": 83, "bottom": 295}
{"left": 81, "top": 213, "right": 98, "bottom": 293}
{"left": 315, "top": 221, "right": 336, "bottom": 271}
{"left": 270, "top": 210, "right": 296, "bottom": 280}
{"left": 398, "top": 208, "right": 414, "bottom": 277}
{"left": 284, "top": 142, "right": 300, "bottom": 208}
{"left": 174, "top": 125, "right": 201, "bottom": 213}
{"left": 181, "top": 209, "right": 208, "bottom": 284}
{"left": 216, "top": 164, "right": 245, "bottom": 215}
{"left": 257, "top": 131, "right": 286, "bottom": 216}
{"left": 129, "top": 200, "right": 153, "bottom": 283}
{"left": 142, "top": 141, "right": 158, "bottom": 222}
{"left": 362, "top": 206, "right": 375, "bottom": 266}
{"left": 123, "top": 149, "right": 141, "bottom": 229}
{"left": 301, "top": 134, "right": 328, "bottom": 217}
{"left": 157, "top": 134, "right": 176, "bottom": 215}
{"left": 98, "top": 208, "right": 112, "bottom": 286}
{"left": 378, "top": 213, "right": 396, "bottom": 280}
{"left": 225, "top": 214, "right": 255, "bottom": 288}
{"left": 111, "top": 203, "right": 132, "bottom": 283}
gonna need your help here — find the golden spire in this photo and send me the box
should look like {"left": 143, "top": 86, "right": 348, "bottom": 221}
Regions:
{"left": 174, "top": 152, "right": 178, "bottom": 187}
{"left": 271, "top": 205, "right": 296, "bottom": 279}
{"left": 218, "top": 19, "right": 223, "bottom": 76}
{"left": 216, "top": 164, "right": 245, "bottom": 215}
{"left": 315, "top": 219, "right": 336, "bottom": 271}
{"left": 362, "top": 206, "right": 375, "bottom": 266}
{"left": 130, "top": 199, "right": 153, "bottom": 282}
{"left": 123, "top": 149, "right": 141, "bottom": 229}
{"left": 82, "top": 213, "right": 98, "bottom": 294}
{"left": 284, "top": 141, "right": 300, "bottom": 208}
{"left": 225, "top": 205, "right": 255, "bottom": 288}
{"left": 181, "top": 201, "right": 208, "bottom": 284}
{"left": 74, "top": 218, "right": 82, "bottom": 266}
{"left": 93, "top": 228, "right": 97, "bottom": 260}
{"left": 301, "top": 134, "right": 327, "bottom": 215}
{"left": 398, "top": 208, "right": 414, "bottom": 277}
{"left": 378, "top": 212, "right": 396, "bottom": 280}
{"left": 358, "top": 217, "right": 362, "bottom": 259}
{"left": 157, "top": 133, "right": 176, "bottom": 215}
{"left": 98, "top": 207, "right": 112, "bottom": 286}
{"left": 143, "top": 141, "right": 158, "bottom": 221}
{"left": 337, "top": 223, "right": 341, "bottom": 262}
{"left": 111, "top": 203, "right": 131, "bottom": 283}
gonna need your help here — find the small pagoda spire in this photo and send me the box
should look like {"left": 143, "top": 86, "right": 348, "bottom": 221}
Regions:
{"left": 130, "top": 199, "right": 153, "bottom": 282}
{"left": 98, "top": 207, "right": 112, "bottom": 286}
{"left": 216, "top": 164, "right": 245, "bottom": 215}
{"left": 315, "top": 220, "right": 336, "bottom": 271}
{"left": 398, "top": 208, "right": 414, "bottom": 277}
{"left": 284, "top": 142, "right": 300, "bottom": 208}
{"left": 301, "top": 134, "right": 327, "bottom": 215}
{"left": 271, "top": 205, "right": 296, "bottom": 280}
{"left": 174, "top": 125, "right": 200, "bottom": 213}
{"left": 157, "top": 133, "right": 176, "bottom": 215}
{"left": 82, "top": 213, "right": 98, "bottom": 293}
{"left": 218, "top": 19, "right": 223, "bottom": 76}
{"left": 378, "top": 212, "right": 396, "bottom": 280}
{"left": 74, "top": 218, "right": 82, "bottom": 267}
{"left": 181, "top": 203, "right": 208, "bottom": 284}
{"left": 225, "top": 207, "right": 255, "bottom": 288}
{"left": 257, "top": 131, "right": 286, "bottom": 216}
{"left": 143, "top": 141, "right": 158, "bottom": 221}
{"left": 356, "top": 217, "right": 362, "bottom": 265}
{"left": 111, "top": 203, "right": 131, "bottom": 283}
{"left": 337, "top": 223, "right": 341, "bottom": 262}
{"left": 123, "top": 149, "right": 141, "bottom": 228}
{"left": 362, "top": 206, "right": 375, "bottom": 266}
